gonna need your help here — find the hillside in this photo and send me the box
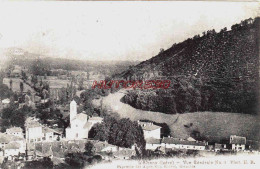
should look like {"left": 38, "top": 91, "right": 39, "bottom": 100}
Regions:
{"left": 115, "top": 18, "right": 259, "bottom": 114}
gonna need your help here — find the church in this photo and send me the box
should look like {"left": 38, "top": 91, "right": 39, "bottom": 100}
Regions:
{"left": 66, "top": 100, "right": 103, "bottom": 140}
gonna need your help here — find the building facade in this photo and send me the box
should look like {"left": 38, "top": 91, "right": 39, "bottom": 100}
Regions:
{"left": 138, "top": 121, "right": 161, "bottom": 140}
{"left": 66, "top": 100, "right": 103, "bottom": 140}
{"left": 230, "top": 135, "right": 246, "bottom": 151}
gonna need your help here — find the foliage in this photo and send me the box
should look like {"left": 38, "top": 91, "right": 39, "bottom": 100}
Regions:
{"left": 1, "top": 103, "right": 25, "bottom": 130}
{"left": 65, "top": 153, "right": 86, "bottom": 168}
{"left": 22, "top": 157, "right": 53, "bottom": 169}
{"left": 84, "top": 141, "right": 95, "bottom": 156}
{"left": 0, "top": 84, "right": 13, "bottom": 100}
{"left": 119, "top": 17, "right": 259, "bottom": 115}
{"left": 30, "top": 59, "right": 51, "bottom": 76}
{"left": 89, "top": 116, "right": 146, "bottom": 155}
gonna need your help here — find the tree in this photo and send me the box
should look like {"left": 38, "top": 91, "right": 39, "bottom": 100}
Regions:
{"left": 65, "top": 153, "right": 86, "bottom": 168}
{"left": 23, "top": 158, "right": 53, "bottom": 169}
{"left": 31, "top": 75, "right": 38, "bottom": 86}
{"left": 78, "top": 77, "right": 84, "bottom": 90}
{"left": 21, "top": 70, "right": 27, "bottom": 81}
{"left": 9, "top": 79, "right": 12, "bottom": 90}
{"left": 27, "top": 90, "right": 32, "bottom": 96}
{"left": 20, "top": 82, "right": 24, "bottom": 93}
{"left": 159, "top": 48, "right": 165, "bottom": 54}
{"left": 88, "top": 123, "right": 109, "bottom": 141}
{"left": 84, "top": 141, "right": 95, "bottom": 156}
{"left": 89, "top": 116, "right": 146, "bottom": 156}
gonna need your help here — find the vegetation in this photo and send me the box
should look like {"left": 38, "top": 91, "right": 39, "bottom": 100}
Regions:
{"left": 22, "top": 157, "right": 53, "bottom": 169}
{"left": 64, "top": 141, "right": 101, "bottom": 168}
{"left": 0, "top": 104, "right": 33, "bottom": 132}
{"left": 119, "top": 18, "right": 259, "bottom": 114}
{"left": 89, "top": 116, "right": 146, "bottom": 155}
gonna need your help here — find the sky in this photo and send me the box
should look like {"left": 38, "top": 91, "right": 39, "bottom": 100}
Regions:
{"left": 0, "top": 1, "right": 258, "bottom": 62}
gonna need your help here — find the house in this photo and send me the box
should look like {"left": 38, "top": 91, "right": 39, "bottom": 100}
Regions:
{"left": 0, "top": 133, "right": 24, "bottom": 149}
{"left": 0, "top": 133, "right": 26, "bottom": 157}
{"left": 6, "top": 127, "right": 23, "bottom": 138}
{"left": 138, "top": 121, "right": 161, "bottom": 140}
{"left": 3, "top": 142, "right": 25, "bottom": 157}
{"left": 4, "top": 142, "right": 20, "bottom": 157}
{"left": 230, "top": 135, "right": 246, "bottom": 151}
{"left": 1, "top": 98, "right": 10, "bottom": 108}
{"left": 25, "top": 117, "right": 60, "bottom": 143}
{"left": 66, "top": 100, "right": 103, "bottom": 140}
{"left": 214, "top": 143, "right": 227, "bottom": 152}
{"left": 25, "top": 117, "right": 44, "bottom": 143}
{"left": 145, "top": 138, "right": 161, "bottom": 150}
{"left": 161, "top": 137, "right": 206, "bottom": 150}
{"left": 10, "top": 69, "right": 21, "bottom": 77}
{"left": 43, "top": 127, "right": 54, "bottom": 141}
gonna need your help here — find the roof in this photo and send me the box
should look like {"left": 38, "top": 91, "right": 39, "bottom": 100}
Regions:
{"left": 25, "top": 117, "right": 42, "bottom": 128}
{"left": 43, "top": 127, "right": 62, "bottom": 135}
{"left": 70, "top": 100, "right": 77, "bottom": 106}
{"left": 89, "top": 116, "right": 103, "bottom": 122}
{"left": 142, "top": 124, "right": 161, "bottom": 131}
{"left": 146, "top": 138, "right": 161, "bottom": 144}
{"left": 4, "top": 142, "right": 20, "bottom": 150}
{"left": 0, "top": 133, "right": 24, "bottom": 143}
{"left": 138, "top": 121, "right": 161, "bottom": 131}
{"left": 73, "top": 113, "right": 88, "bottom": 123}
{"left": 230, "top": 135, "right": 246, "bottom": 144}
{"left": 43, "top": 127, "right": 54, "bottom": 134}
{"left": 6, "top": 127, "right": 23, "bottom": 133}
{"left": 83, "top": 122, "right": 93, "bottom": 129}
{"left": 12, "top": 69, "right": 21, "bottom": 74}
{"left": 2, "top": 98, "right": 10, "bottom": 104}
{"left": 161, "top": 137, "right": 206, "bottom": 146}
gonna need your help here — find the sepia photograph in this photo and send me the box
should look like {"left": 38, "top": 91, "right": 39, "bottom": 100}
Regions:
{"left": 0, "top": 0, "right": 259, "bottom": 169}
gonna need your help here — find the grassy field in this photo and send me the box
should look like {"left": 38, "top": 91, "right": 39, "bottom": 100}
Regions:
{"left": 94, "top": 90, "right": 260, "bottom": 143}
{"left": 3, "top": 78, "right": 34, "bottom": 93}
{"left": 43, "top": 79, "right": 70, "bottom": 89}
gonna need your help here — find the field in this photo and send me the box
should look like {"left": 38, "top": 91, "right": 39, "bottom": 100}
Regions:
{"left": 3, "top": 78, "right": 34, "bottom": 92}
{"left": 43, "top": 79, "right": 70, "bottom": 89}
{"left": 93, "top": 90, "right": 260, "bottom": 143}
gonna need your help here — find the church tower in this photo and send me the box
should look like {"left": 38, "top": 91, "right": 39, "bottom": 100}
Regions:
{"left": 70, "top": 100, "right": 77, "bottom": 123}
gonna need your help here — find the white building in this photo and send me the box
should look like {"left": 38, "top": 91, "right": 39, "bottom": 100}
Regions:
{"left": 0, "top": 133, "right": 26, "bottom": 157}
{"left": 230, "top": 135, "right": 246, "bottom": 151}
{"left": 6, "top": 127, "right": 23, "bottom": 138}
{"left": 4, "top": 141, "right": 26, "bottom": 157}
{"left": 25, "top": 118, "right": 44, "bottom": 142}
{"left": 161, "top": 137, "right": 206, "bottom": 150}
{"left": 25, "top": 117, "right": 60, "bottom": 143}
{"left": 66, "top": 100, "right": 103, "bottom": 140}
{"left": 1, "top": 98, "right": 10, "bottom": 108}
{"left": 43, "top": 127, "right": 55, "bottom": 141}
{"left": 145, "top": 138, "right": 161, "bottom": 150}
{"left": 138, "top": 121, "right": 161, "bottom": 140}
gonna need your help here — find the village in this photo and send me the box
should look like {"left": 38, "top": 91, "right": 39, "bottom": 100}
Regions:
{"left": 0, "top": 63, "right": 259, "bottom": 168}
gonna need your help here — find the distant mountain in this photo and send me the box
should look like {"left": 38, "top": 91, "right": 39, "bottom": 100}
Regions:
{"left": 3, "top": 48, "right": 140, "bottom": 79}
{"left": 117, "top": 17, "right": 259, "bottom": 114}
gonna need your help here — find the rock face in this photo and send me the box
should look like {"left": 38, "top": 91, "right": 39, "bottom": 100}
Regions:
{"left": 115, "top": 18, "right": 259, "bottom": 114}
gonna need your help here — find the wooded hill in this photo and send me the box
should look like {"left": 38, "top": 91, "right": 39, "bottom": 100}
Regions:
{"left": 115, "top": 18, "right": 259, "bottom": 114}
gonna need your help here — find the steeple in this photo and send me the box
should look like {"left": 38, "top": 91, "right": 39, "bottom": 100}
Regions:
{"left": 70, "top": 100, "right": 77, "bottom": 123}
